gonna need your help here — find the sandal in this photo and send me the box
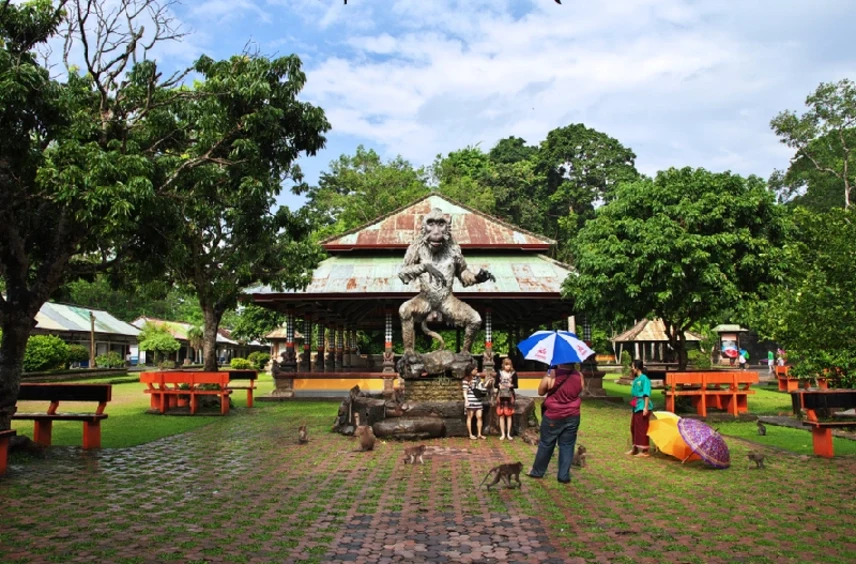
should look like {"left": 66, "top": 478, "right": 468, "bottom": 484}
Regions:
{"left": 469, "top": 435, "right": 478, "bottom": 440}
{"left": 478, "top": 435, "right": 487, "bottom": 440}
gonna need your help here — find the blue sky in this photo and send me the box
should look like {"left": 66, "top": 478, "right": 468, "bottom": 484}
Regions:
{"left": 156, "top": 0, "right": 855, "bottom": 210}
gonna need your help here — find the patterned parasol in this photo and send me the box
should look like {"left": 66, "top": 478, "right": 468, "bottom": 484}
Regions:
{"left": 677, "top": 418, "right": 730, "bottom": 469}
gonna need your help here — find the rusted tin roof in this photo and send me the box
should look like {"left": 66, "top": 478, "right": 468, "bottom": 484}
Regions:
{"left": 612, "top": 318, "right": 703, "bottom": 343}
{"left": 34, "top": 302, "right": 140, "bottom": 337}
{"left": 131, "top": 317, "right": 239, "bottom": 345}
{"left": 322, "top": 194, "right": 555, "bottom": 251}
{"left": 248, "top": 254, "right": 572, "bottom": 297}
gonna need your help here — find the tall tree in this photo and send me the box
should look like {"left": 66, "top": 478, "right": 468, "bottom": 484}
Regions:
{"left": 489, "top": 136, "right": 538, "bottom": 165}
{"left": 564, "top": 168, "right": 785, "bottom": 368}
{"left": 0, "top": 0, "right": 193, "bottom": 430}
{"left": 297, "top": 145, "right": 430, "bottom": 238}
{"left": 771, "top": 79, "right": 856, "bottom": 209}
{"left": 144, "top": 53, "right": 330, "bottom": 372}
{"left": 432, "top": 145, "right": 496, "bottom": 213}
{"left": 750, "top": 207, "right": 856, "bottom": 386}
{"left": 60, "top": 276, "right": 203, "bottom": 323}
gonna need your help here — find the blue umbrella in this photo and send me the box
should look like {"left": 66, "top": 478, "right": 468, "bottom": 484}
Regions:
{"left": 517, "top": 330, "right": 595, "bottom": 366}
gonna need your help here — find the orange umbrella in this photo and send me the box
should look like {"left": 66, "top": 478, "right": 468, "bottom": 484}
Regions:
{"left": 647, "top": 411, "right": 702, "bottom": 463}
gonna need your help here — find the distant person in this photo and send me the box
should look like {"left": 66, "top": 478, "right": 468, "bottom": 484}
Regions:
{"left": 496, "top": 358, "right": 518, "bottom": 441}
{"left": 527, "top": 363, "right": 582, "bottom": 483}
{"left": 463, "top": 366, "right": 487, "bottom": 440}
{"left": 738, "top": 351, "right": 747, "bottom": 371}
{"left": 626, "top": 359, "right": 652, "bottom": 458}
{"left": 768, "top": 350, "right": 775, "bottom": 375}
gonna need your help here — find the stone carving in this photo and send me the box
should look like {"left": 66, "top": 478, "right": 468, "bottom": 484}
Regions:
{"left": 398, "top": 208, "right": 495, "bottom": 354}
{"left": 271, "top": 349, "right": 296, "bottom": 377}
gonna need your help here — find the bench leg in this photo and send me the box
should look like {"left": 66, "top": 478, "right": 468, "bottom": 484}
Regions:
{"left": 0, "top": 434, "right": 10, "bottom": 476}
{"left": 82, "top": 421, "right": 102, "bottom": 450}
{"left": 247, "top": 389, "right": 254, "bottom": 408}
{"left": 221, "top": 393, "right": 229, "bottom": 416}
{"left": 33, "top": 420, "right": 53, "bottom": 447}
{"left": 811, "top": 426, "right": 834, "bottom": 458}
{"left": 694, "top": 395, "right": 707, "bottom": 418}
{"left": 665, "top": 394, "right": 675, "bottom": 413}
{"left": 190, "top": 393, "right": 198, "bottom": 415}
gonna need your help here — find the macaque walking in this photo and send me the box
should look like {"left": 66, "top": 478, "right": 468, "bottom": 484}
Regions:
{"left": 403, "top": 444, "right": 426, "bottom": 465}
{"left": 747, "top": 452, "right": 766, "bottom": 469}
{"left": 479, "top": 462, "right": 523, "bottom": 490}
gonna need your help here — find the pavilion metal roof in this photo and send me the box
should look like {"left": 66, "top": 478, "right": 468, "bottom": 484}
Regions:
{"left": 131, "top": 317, "right": 238, "bottom": 345}
{"left": 321, "top": 193, "right": 555, "bottom": 251}
{"left": 34, "top": 302, "right": 140, "bottom": 337}
{"left": 248, "top": 253, "right": 572, "bottom": 298}
{"left": 612, "top": 318, "right": 703, "bottom": 343}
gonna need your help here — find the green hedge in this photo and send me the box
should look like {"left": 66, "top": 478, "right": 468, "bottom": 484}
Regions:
{"left": 23, "top": 335, "right": 70, "bottom": 372}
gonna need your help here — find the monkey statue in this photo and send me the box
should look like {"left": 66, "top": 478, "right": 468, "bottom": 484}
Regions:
{"left": 479, "top": 462, "right": 523, "bottom": 490}
{"left": 398, "top": 208, "right": 496, "bottom": 354}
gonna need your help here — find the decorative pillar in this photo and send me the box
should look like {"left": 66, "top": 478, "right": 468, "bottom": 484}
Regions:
{"left": 314, "top": 323, "right": 324, "bottom": 372}
{"left": 269, "top": 310, "right": 296, "bottom": 398}
{"left": 482, "top": 309, "right": 495, "bottom": 378}
{"left": 382, "top": 309, "right": 395, "bottom": 396}
{"left": 302, "top": 318, "right": 312, "bottom": 372}
{"left": 350, "top": 330, "right": 359, "bottom": 369}
{"left": 335, "top": 326, "right": 344, "bottom": 371}
{"left": 341, "top": 326, "right": 351, "bottom": 371}
{"left": 325, "top": 326, "right": 336, "bottom": 372}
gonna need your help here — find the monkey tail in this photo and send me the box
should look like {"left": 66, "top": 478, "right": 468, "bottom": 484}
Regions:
{"left": 479, "top": 467, "right": 497, "bottom": 488}
{"left": 420, "top": 319, "right": 446, "bottom": 350}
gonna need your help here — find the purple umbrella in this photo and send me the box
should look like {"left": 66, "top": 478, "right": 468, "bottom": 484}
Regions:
{"left": 677, "top": 418, "right": 731, "bottom": 469}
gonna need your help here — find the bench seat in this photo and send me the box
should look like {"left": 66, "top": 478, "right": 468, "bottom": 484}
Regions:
{"left": 225, "top": 370, "right": 258, "bottom": 407}
{"left": 141, "top": 372, "right": 232, "bottom": 415}
{"left": 665, "top": 371, "right": 758, "bottom": 417}
{"left": 802, "top": 420, "right": 856, "bottom": 458}
{"left": 0, "top": 429, "right": 16, "bottom": 476}
{"left": 13, "top": 384, "right": 111, "bottom": 449}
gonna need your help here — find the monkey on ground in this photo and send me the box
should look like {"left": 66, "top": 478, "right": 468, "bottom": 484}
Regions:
{"left": 355, "top": 424, "right": 376, "bottom": 452}
{"left": 747, "top": 452, "right": 766, "bottom": 469}
{"left": 403, "top": 444, "right": 426, "bottom": 465}
{"left": 757, "top": 420, "right": 767, "bottom": 436}
{"left": 297, "top": 424, "right": 309, "bottom": 444}
{"left": 479, "top": 461, "right": 523, "bottom": 490}
{"left": 571, "top": 445, "right": 587, "bottom": 468}
{"left": 521, "top": 427, "right": 540, "bottom": 446}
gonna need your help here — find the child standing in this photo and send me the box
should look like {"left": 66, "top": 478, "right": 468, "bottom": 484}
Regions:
{"left": 496, "top": 358, "right": 518, "bottom": 440}
{"left": 626, "top": 359, "right": 652, "bottom": 458}
{"left": 463, "top": 367, "right": 486, "bottom": 440}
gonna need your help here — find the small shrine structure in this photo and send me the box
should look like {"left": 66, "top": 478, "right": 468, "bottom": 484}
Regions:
{"left": 248, "top": 193, "right": 588, "bottom": 397}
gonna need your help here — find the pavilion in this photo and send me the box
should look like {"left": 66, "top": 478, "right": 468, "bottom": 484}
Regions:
{"left": 248, "top": 193, "right": 581, "bottom": 395}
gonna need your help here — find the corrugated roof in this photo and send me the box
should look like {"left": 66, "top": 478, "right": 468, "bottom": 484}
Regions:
{"left": 131, "top": 317, "right": 238, "bottom": 345}
{"left": 34, "top": 303, "right": 140, "bottom": 337}
{"left": 321, "top": 193, "right": 555, "bottom": 251}
{"left": 612, "top": 318, "right": 703, "bottom": 343}
{"left": 248, "top": 253, "right": 572, "bottom": 296}
{"left": 712, "top": 324, "right": 749, "bottom": 333}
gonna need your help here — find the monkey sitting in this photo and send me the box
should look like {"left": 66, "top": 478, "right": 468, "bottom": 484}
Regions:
{"left": 747, "top": 452, "right": 766, "bottom": 469}
{"left": 571, "top": 445, "right": 587, "bottom": 468}
{"left": 355, "top": 424, "right": 376, "bottom": 452}
{"left": 479, "top": 461, "right": 523, "bottom": 490}
{"left": 521, "top": 427, "right": 540, "bottom": 446}
{"left": 403, "top": 444, "right": 426, "bottom": 465}
{"left": 757, "top": 420, "right": 767, "bottom": 436}
{"left": 297, "top": 424, "right": 309, "bottom": 444}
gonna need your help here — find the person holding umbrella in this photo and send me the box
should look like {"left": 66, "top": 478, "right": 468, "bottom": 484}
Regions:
{"left": 626, "top": 359, "right": 652, "bottom": 458}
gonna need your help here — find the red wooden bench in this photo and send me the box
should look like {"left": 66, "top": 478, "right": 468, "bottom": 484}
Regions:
{"left": 225, "top": 370, "right": 258, "bottom": 407}
{"left": 791, "top": 390, "right": 856, "bottom": 458}
{"left": 12, "top": 383, "right": 111, "bottom": 449}
{"left": 0, "top": 429, "right": 16, "bottom": 476}
{"left": 665, "top": 371, "right": 758, "bottom": 417}
{"left": 141, "top": 372, "right": 232, "bottom": 415}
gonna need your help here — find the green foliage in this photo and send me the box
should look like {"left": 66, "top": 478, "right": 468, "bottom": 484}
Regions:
{"left": 620, "top": 350, "right": 632, "bottom": 377}
{"left": 22, "top": 335, "right": 70, "bottom": 372}
{"left": 298, "top": 145, "right": 430, "bottom": 239}
{"left": 138, "top": 322, "right": 180, "bottom": 364}
{"left": 565, "top": 167, "right": 786, "bottom": 368}
{"left": 433, "top": 145, "right": 496, "bottom": 213}
{"left": 771, "top": 79, "right": 856, "bottom": 210}
{"left": 751, "top": 207, "right": 856, "bottom": 387}
{"left": 787, "top": 350, "right": 856, "bottom": 388}
{"left": 95, "top": 351, "right": 124, "bottom": 369}
{"left": 230, "top": 358, "right": 254, "bottom": 370}
{"left": 687, "top": 350, "right": 712, "bottom": 369}
{"left": 231, "top": 305, "right": 284, "bottom": 344}
{"left": 246, "top": 351, "right": 270, "bottom": 371}
{"left": 67, "top": 344, "right": 90, "bottom": 364}
{"left": 158, "top": 360, "right": 176, "bottom": 370}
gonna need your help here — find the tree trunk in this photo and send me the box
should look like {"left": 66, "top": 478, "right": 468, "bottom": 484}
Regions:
{"left": 677, "top": 330, "right": 688, "bottom": 370}
{"left": 202, "top": 305, "right": 224, "bottom": 372}
{"left": 0, "top": 314, "right": 34, "bottom": 431}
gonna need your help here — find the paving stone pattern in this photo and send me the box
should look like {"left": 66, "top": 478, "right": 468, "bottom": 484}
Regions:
{"left": 2, "top": 402, "right": 856, "bottom": 563}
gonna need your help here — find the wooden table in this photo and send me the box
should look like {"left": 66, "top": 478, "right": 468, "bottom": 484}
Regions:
{"left": 665, "top": 371, "right": 758, "bottom": 417}
{"left": 790, "top": 390, "right": 856, "bottom": 458}
{"left": 140, "top": 372, "right": 232, "bottom": 415}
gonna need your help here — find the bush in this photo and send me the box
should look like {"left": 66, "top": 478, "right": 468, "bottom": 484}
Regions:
{"left": 158, "top": 360, "right": 176, "bottom": 369}
{"left": 95, "top": 351, "right": 124, "bottom": 369}
{"left": 620, "top": 350, "right": 632, "bottom": 377}
{"left": 230, "top": 357, "right": 254, "bottom": 370}
{"left": 67, "top": 344, "right": 91, "bottom": 365}
{"left": 687, "top": 350, "right": 712, "bottom": 370}
{"left": 247, "top": 351, "right": 270, "bottom": 371}
{"left": 23, "top": 335, "right": 70, "bottom": 372}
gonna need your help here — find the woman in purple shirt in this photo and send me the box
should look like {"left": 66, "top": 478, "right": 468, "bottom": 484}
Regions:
{"left": 526, "top": 363, "right": 583, "bottom": 483}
